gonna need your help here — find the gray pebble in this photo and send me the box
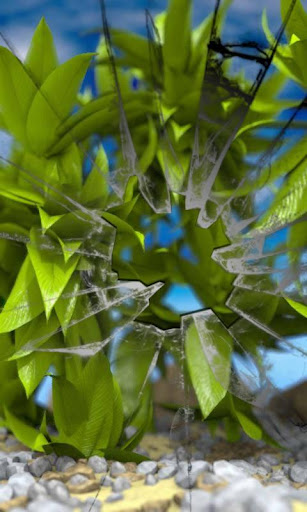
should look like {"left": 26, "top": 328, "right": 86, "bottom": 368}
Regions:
{"left": 8, "top": 508, "right": 27, "bottom": 512}
{"left": 192, "top": 451, "right": 205, "bottom": 461}
{"left": 27, "top": 482, "right": 48, "bottom": 500}
{"left": 105, "top": 492, "right": 123, "bottom": 502}
{"left": 5, "top": 437, "right": 19, "bottom": 447}
{"left": 87, "top": 455, "right": 108, "bottom": 473}
{"left": 175, "top": 469, "right": 198, "bottom": 490}
{"left": 258, "top": 454, "right": 280, "bottom": 466}
{"left": 213, "top": 460, "right": 248, "bottom": 481}
{"left": 175, "top": 446, "right": 189, "bottom": 462}
{"left": 181, "top": 489, "right": 211, "bottom": 511}
{"left": 68, "top": 474, "right": 89, "bottom": 486}
{"left": 55, "top": 456, "right": 75, "bottom": 472}
{"left": 213, "top": 477, "right": 263, "bottom": 511}
{"left": 0, "top": 483, "right": 13, "bottom": 503}
{"left": 124, "top": 426, "right": 137, "bottom": 439}
{"left": 157, "top": 464, "right": 178, "bottom": 480}
{"left": 45, "top": 479, "right": 70, "bottom": 502}
{"left": 202, "top": 471, "right": 224, "bottom": 485}
{"left": 229, "top": 459, "right": 259, "bottom": 476}
{"left": 100, "top": 475, "right": 113, "bottom": 487}
{"left": 0, "top": 459, "right": 8, "bottom": 480}
{"left": 112, "top": 476, "right": 131, "bottom": 493}
{"left": 80, "top": 496, "right": 102, "bottom": 512}
{"left": 28, "top": 456, "right": 52, "bottom": 477}
{"left": 27, "top": 499, "right": 72, "bottom": 512}
{"left": 6, "top": 463, "right": 28, "bottom": 478}
{"left": 8, "top": 472, "right": 35, "bottom": 497}
{"left": 134, "top": 447, "right": 149, "bottom": 457}
{"left": 257, "top": 459, "right": 272, "bottom": 473}
{"left": 109, "top": 461, "right": 126, "bottom": 477}
{"left": 145, "top": 474, "right": 158, "bottom": 486}
{"left": 0, "top": 427, "right": 8, "bottom": 436}
{"left": 136, "top": 461, "right": 158, "bottom": 475}
{"left": 12, "top": 452, "right": 33, "bottom": 464}
{"left": 289, "top": 461, "right": 307, "bottom": 484}
{"left": 46, "top": 453, "right": 58, "bottom": 466}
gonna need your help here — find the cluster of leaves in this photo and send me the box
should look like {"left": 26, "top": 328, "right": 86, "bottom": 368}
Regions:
{"left": 0, "top": 0, "right": 306, "bottom": 457}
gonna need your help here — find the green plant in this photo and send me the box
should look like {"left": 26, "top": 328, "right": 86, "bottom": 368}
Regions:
{"left": 0, "top": 0, "right": 306, "bottom": 456}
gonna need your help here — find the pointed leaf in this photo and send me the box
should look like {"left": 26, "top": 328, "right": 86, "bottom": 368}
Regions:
{"left": 0, "top": 255, "right": 44, "bottom": 334}
{"left": 27, "top": 228, "right": 80, "bottom": 319}
{"left": 24, "top": 17, "right": 58, "bottom": 85}
{"left": 26, "top": 53, "right": 95, "bottom": 154}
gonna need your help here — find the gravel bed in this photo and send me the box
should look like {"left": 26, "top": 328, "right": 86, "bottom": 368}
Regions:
{"left": 0, "top": 426, "right": 306, "bottom": 511}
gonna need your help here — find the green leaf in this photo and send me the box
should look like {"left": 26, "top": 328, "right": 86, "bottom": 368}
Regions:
{"left": 26, "top": 53, "right": 95, "bottom": 154}
{"left": 184, "top": 311, "right": 232, "bottom": 418}
{"left": 27, "top": 228, "right": 80, "bottom": 319}
{"left": 43, "top": 442, "right": 85, "bottom": 459}
{"left": 4, "top": 406, "right": 47, "bottom": 451}
{"left": 17, "top": 350, "right": 54, "bottom": 398}
{"left": 0, "top": 47, "right": 37, "bottom": 144}
{"left": 24, "top": 17, "right": 58, "bottom": 85}
{"left": 54, "top": 274, "right": 80, "bottom": 336}
{"left": 81, "top": 144, "right": 109, "bottom": 208}
{"left": 38, "top": 207, "right": 64, "bottom": 234}
{"left": 234, "top": 409, "right": 263, "bottom": 440}
{"left": 255, "top": 162, "right": 307, "bottom": 233}
{"left": 104, "top": 447, "right": 150, "bottom": 463}
{"left": 14, "top": 311, "right": 60, "bottom": 359}
{"left": 285, "top": 298, "right": 307, "bottom": 318}
{"left": 0, "top": 255, "right": 44, "bottom": 334}
{"left": 163, "top": 0, "right": 192, "bottom": 73}
{"left": 53, "top": 375, "right": 88, "bottom": 437}
{"left": 108, "top": 377, "right": 124, "bottom": 448}
{"left": 101, "top": 212, "right": 144, "bottom": 250}
{"left": 280, "top": 0, "right": 307, "bottom": 41}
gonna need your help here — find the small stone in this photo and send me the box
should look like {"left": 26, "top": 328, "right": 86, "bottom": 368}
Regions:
{"left": 145, "top": 474, "right": 158, "bottom": 486}
{"left": 0, "top": 459, "right": 8, "bottom": 480}
{"left": 137, "top": 461, "right": 158, "bottom": 475}
{"left": 229, "top": 459, "right": 259, "bottom": 476}
{"left": 55, "top": 456, "right": 76, "bottom": 472}
{"left": 6, "top": 463, "right": 27, "bottom": 478}
{"left": 175, "top": 446, "right": 189, "bottom": 462}
{"left": 181, "top": 489, "right": 211, "bottom": 511}
{"left": 213, "top": 477, "right": 263, "bottom": 512}
{"left": 8, "top": 472, "right": 35, "bottom": 497}
{"left": 124, "top": 426, "right": 137, "bottom": 439}
{"left": 157, "top": 464, "right": 177, "bottom": 480}
{"left": 124, "top": 462, "right": 137, "bottom": 473}
{"left": 12, "top": 452, "right": 33, "bottom": 464}
{"left": 258, "top": 453, "right": 280, "bottom": 466}
{"left": 67, "top": 474, "right": 88, "bottom": 486}
{"left": 5, "top": 437, "right": 19, "bottom": 447}
{"left": 134, "top": 447, "right": 149, "bottom": 457}
{"left": 100, "top": 475, "right": 113, "bottom": 487}
{"left": 80, "top": 497, "right": 102, "bottom": 512}
{"left": 289, "top": 461, "right": 307, "bottom": 484}
{"left": 175, "top": 469, "right": 197, "bottom": 490}
{"left": 28, "top": 456, "right": 52, "bottom": 477}
{"left": 8, "top": 508, "right": 27, "bottom": 512}
{"left": 27, "top": 482, "right": 48, "bottom": 500}
{"left": 0, "top": 427, "right": 8, "bottom": 436}
{"left": 67, "top": 478, "right": 100, "bottom": 494}
{"left": 87, "top": 455, "right": 108, "bottom": 473}
{"left": 63, "top": 462, "right": 95, "bottom": 480}
{"left": 202, "top": 471, "right": 224, "bottom": 485}
{"left": 105, "top": 492, "right": 123, "bottom": 502}
{"left": 0, "top": 483, "right": 13, "bottom": 503}
{"left": 282, "top": 464, "right": 290, "bottom": 477}
{"left": 46, "top": 453, "right": 58, "bottom": 466}
{"left": 45, "top": 479, "right": 70, "bottom": 502}
{"left": 213, "top": 460, "right": 248, "bottom": 481}
{"left": 112, "top": 476, "right": 131, "bottom": 493}
{"left": 109, "top": 461, "right": 126, "bottom": 477}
